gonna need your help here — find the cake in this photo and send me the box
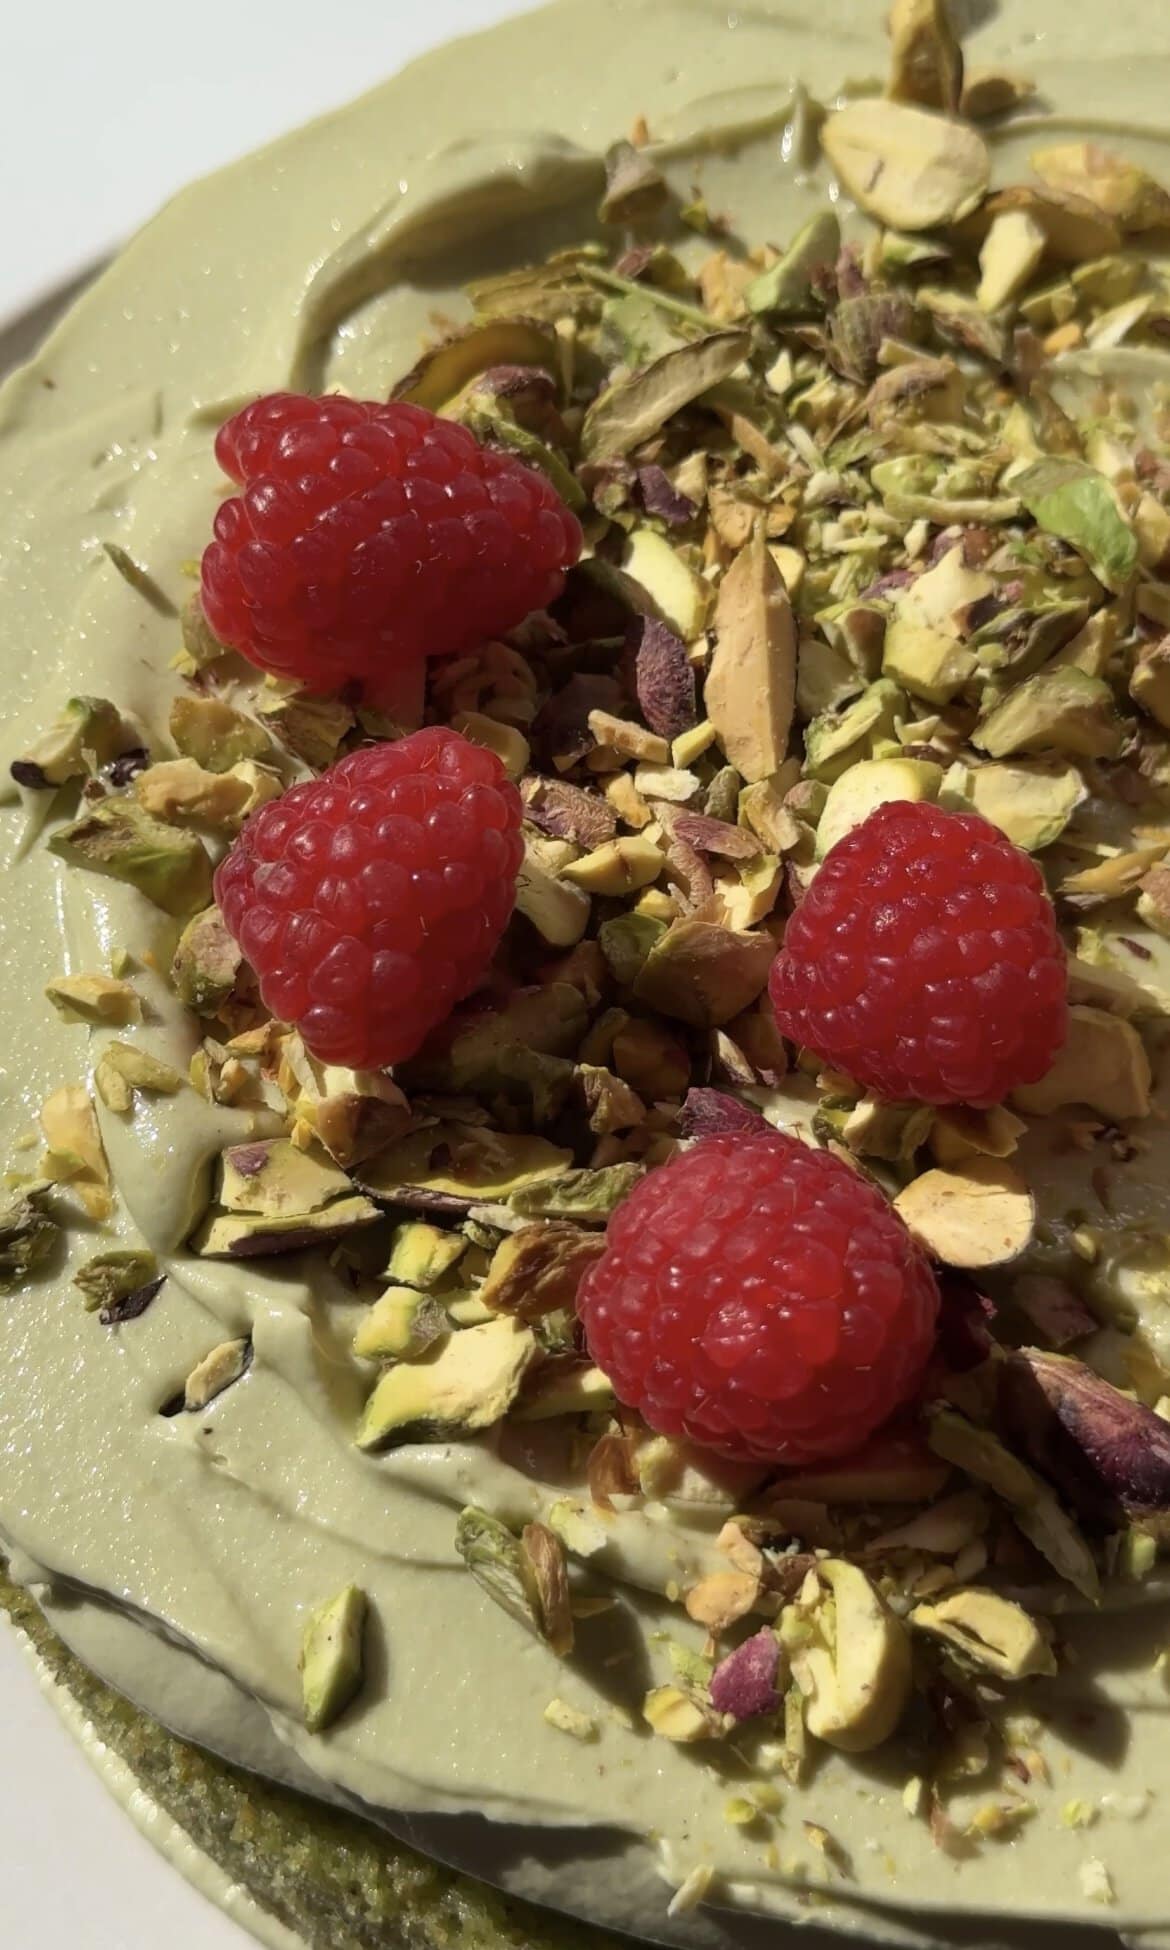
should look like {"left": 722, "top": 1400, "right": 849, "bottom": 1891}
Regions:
{"left": 3, "top": 2, "right": 1170, "bottom": 1947}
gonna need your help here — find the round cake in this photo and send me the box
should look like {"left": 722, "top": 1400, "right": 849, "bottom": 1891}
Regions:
{"left": 3, "top": 3, "right": 1170, "bottom": 1947}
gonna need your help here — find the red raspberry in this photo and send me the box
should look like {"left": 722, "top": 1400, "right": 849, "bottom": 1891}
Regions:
{"left": 769, "top": 800, "right": 1067, "bottom": 1107}
{"left": 200, "top": 393, "right": 581, "bottom": 702}
{"left": 214, "top": 727, "right": 522, "bottom": 1069}
{"left": 578, "top": 1130, "right": 938, "bottom": 1466}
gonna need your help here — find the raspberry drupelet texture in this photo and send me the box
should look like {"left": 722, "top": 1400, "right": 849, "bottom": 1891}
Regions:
{"left": 214, "top": 728, "right": 523, "bottom": 1070}
{"left": 577, "top": 1130, "right": 939, "bottom": 1466}
{"left": 201, "top": 393, "right": 582, "bottom": 701}
{"left": 769, "top": 799, "right": 1068, "bottom": 1107}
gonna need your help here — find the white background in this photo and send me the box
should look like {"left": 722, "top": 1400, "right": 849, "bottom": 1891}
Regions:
{"left": 0, "top": 8, "right": 526, "bottom": 1944}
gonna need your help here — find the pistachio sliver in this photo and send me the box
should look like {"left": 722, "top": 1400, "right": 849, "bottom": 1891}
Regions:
{"left": 580, "top": 330, "right": 750, "bottom": 461}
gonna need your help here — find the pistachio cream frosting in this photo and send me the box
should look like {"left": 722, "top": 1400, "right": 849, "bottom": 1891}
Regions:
{"left": 5, "top": 3, "right": 1170, "bottom": 1948}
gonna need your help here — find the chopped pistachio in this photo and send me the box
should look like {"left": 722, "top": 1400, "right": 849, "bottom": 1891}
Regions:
{"left": 218, "top": 1140, "right": 352, "bottom": 1218}
{"left": 706, "top": 526, "right": 797, "bottom": 785}
{"left": 45, "top": 973, "right": 141, "bottom": 1027}
{"left": 910, "top": 1587, "right": 1056, "bottom": 1680}
{"left": 977, "top": 210, "right": 1046, "bottom": 313}
{"left": 617, "top": 527, "right": 711, "bottom": 639}
{"left": 478, "top": 1222, "right": 604, "bottom": 1321}
{"left": 353, "top": 1288, "right": 449, "bottom": 1361}
{"left": 821, "top": 98, "right": 989, "bottom": 231}
{"left": 633, "top": 918, "right": 774, "bottom": 1027}
{"left": 942, "top": 758, "right": 1084, "bottom": 851}
{"left": 11, "top": 697, "right": 129, "bottom": 792}
{"left": 746, "top": 210, "right": 841, "bottom": 317}
{"left": 190, "top": 1195, "right": 380, "bottom": 1258}
{"left": 0, "top": 1186, "right": 59, "bottom": 1291}
{"left": 385, "top": 1222, "right": 467, "bottom": 1291}
{"left": 171, "top": 906, "right": 244, "bottom": 1016}
{"left": 509, "top": 1161, "right": 642, "bottom": 1224}
{"left": 132, "top": 756, "right": 252, "bottom": 825}
{"left": 357, "top": 1124, "right": 571, "bottom": 1206}
{"left": 886, "top": 0, "right": 962, "bottom": 112}
{"left": 184, "top": 1337, "right": 252, "bottom": 1411}
{"left": 49, "top": 798, "right": 213, "bottom": 917}
{"left": 254, "top": 689, "right": 353, "bottom": 769}
{"left": 643, "top": 1684, "right": 722, "bottom": 1742}
{"left": 581, "top": 330, "right": 750, "bottom": 461}
{"left": 355, "top": 1316, "right": 537, "bottom": 1450}
{"left": 587, "top": 709, "right": 669, "bottom": 766}
{"left": 787, "top": 1560, "right": 912, "bottom": 1753}
{"left": 1031, "top": 142, "right": 1170, "bottom": 233}
{"left": 598, "top": 912, "right": 666, "bottom": 987}
{"left": 1013, "top": 458, "right": 1138, "bottom": 592}
{"left": 560, "top": 835, "right": 663, "bottom": 895}
{"left": 1012, "top": 1006, "right": 1151, "bottom": 1123}
{"left": 450, "top": 710, "right": 529, "bottom": 780}
{"left": 973, "top": 668, "right": 1122, "bottom": 762}
{"left": 300, "top": 1585, "right": 367, "bottom": 1734}
{"left": 73, "top": 1248, "right": 158, "bottom": 1315}
{"left": 169, "top": 693, "right": 272, "bottom": 771}
{"left": 817, "top": 757, "right": 942, "bottom": 860}
{"left": 543, "top": 1697, "right": 598, "bottom": 1741}
{"left": 894, "top": 1158, "right": 1034, "bottom": 1268}
{"left": 40, "top": 1085, "right": 111, "bottom": 1221}
{"left": 94, "top": 1042, "right": 185, "bottom": 1113}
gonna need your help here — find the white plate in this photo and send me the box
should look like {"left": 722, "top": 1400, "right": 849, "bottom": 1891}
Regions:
{"left": 0, "top": 7, "right": 539, "bottom": 1945}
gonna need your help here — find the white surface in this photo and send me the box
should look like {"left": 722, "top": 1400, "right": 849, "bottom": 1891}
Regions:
{"left": 0, "top": 0, "right": 539, "bottom": 320}
{"left": 0, "top": 10, "right": 530, "bottom": 1943}
{"left": 0, "top": 1617, "right": 255, "bottom": 1948}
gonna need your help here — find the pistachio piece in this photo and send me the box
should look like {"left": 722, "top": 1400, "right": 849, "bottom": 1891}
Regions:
{"left": 393, "top": 317, "right": 558, "bottom": 411}
{"left": 509, "top": 1162, "right": 642, "bottom": 1224}
{"left": 169, "top": 694, "right": 272, "bottom": 772}
{"left": 788, "top": 1560, "right": 912, "bottom": 1753}
{"left": 1012, "top": 1006, "right": 1151, "bottom": 1123}
{"left": 522, "top": 776, "right": 617, "bottom": 850}
{"left": 479, "top": 1222, "right": 605, "bottom": 1321}
{"left": 171, "top": 906, "right": 244, "bottom": 1016}
{"left": 598, "top": 912, "right": 666, "bottom": 987}
{"left": 300, "top": 1585, "right": 367, "bottom": 1734}
{"left": 633, "top": 918, "right": 774, "bottom": 1028}
{"left": 708, "top": 1629, "right": 784, "bottom": 1722}
{"left": 1031, "top": 142, "right": 1170, "bottom": 233}
{"left": 93, "top": 1040, "right": 185, "bottom": 1115}
{"left": 218, "top": 1140, "right": 353, "bottom": 1217}
{"left": 45, "top": 973, "right": 141, "bottom": 1027}
{"left": 561, "top": 835, "right": 663, "bottom": 895}
{"left": 927, "top": 1405, "right": 1101, "bottom": 1600}
{"left": 581, "top": 330, "right": 751, "bottom": 461}
{"left": 942, "top": 758, "right": 1084, "bottom": 851}
{"left": 821, "top": 99, "right": 989, "bottom": 232}
{"left": 512, "top": 1360, "right": 616, "bottom": 1421}
{"left": 385, "top": 1222, "right": 467, "bottom": 1291}
{"left": 910, "top": 1587, "right": 1056, "bottom": 1680}
{"left": 804, "top": 679, "right": 905, "bottom": 783}
{"left": 74, "top": 1248, "right": 158, "bottom": 1315}
{"left": 894, "top": 1159, "right": 1035, "bottom": 1268}
{"left": 643, "top": 1684, "right": 723, "bottom": 1743}
{"left": 817, "top": 757, "right": 942, "bottom": 861}
{"left": 745, "top": 211, "right": 841, "bottom": 317}
{"left": 600, "top": 139, "right": 668, "bottom": 226}
{"left": 886, "top": 0, "right": 962, "bottom": 112}
{"left": 355, "top": 1316, "right": 537, "bottom": 1450}
{"left": 977, "top": 210, "right": 1046, "bottom": 313}
{"left": 132, "top": 756, "right": 253, "bottom": 826}
{"left": 634, "top": 617, "right": 697, "bottom": 742}
{"left": 521, "top": 1521, "right": 575, "bottom": 1657}
{"left": 705, "top": 527, "right": 796, "bottom": 786}
{"left": 10, "top": 696, "right": 128, "bottom": 790}
{"left": 515, "top": 843, "right": 591, "bottom": 947}
{"left": 283, "top": 1046, "right": 412, "bottom": 1168}
{"left": 49, "top": 799, "right": 213, "bottom": 917}
{"left": 1130, "top": 637, "right": 1170, "bottom": 730}
{"left": 617, "top": 528, "right": 711, "bottom": 640}
{"left": 255, "top": 689, "right": 356, "bottom": 769}
{"left": 357, "top": 1125, "right": 571, "bottom": 1207}
{"left": 455, "top": 1506, "right": 573, "bottom": 1655}
{"left": 352, "top": 1287, "right": 449, "bottom": 1361}
{"left": 1013, "top": 459, "right": 1137, "bottom": 593}
{"left": 1002, "top": 1349, "right": 1170, "bottom": 1535}
{"left": 191, "top": 1195, "right": 380, "bottom": 1258}
{"left": 0, "top": 1186, "right": 59, "bottom": 1292}
{"left": 973, "top": 669, "right": 1122, "bottom": 761}
{"left": 40, "top": 1085, "right": 111, "bottom": 1221}
{"left": 184, "top": 1337, "right": 252, "bottom": 1411}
